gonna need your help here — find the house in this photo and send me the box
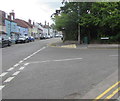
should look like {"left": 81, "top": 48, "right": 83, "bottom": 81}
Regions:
{"left": 0, "top": 10, "right": 6, "bottom": 34}
{"left": 25, "top": 19, "right": 33, "bottom": 37}
{"left": 33, "top": 22, "right": 43, "bottom": 39}
{"left": 32, "top": 22, "right": 38, "bottom": 39}
{"left": 42, "top": 21, "right": 50, "bottom": 38}
{"left": 14, "top": 19, "right": 29, "bottom": 37}
{"left": 0, "top": 10, "right": 18, "bottom": 43}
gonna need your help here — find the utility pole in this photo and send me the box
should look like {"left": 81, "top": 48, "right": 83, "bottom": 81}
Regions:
{"left": 78, "top": 3, "right": 81, "bottom": 44}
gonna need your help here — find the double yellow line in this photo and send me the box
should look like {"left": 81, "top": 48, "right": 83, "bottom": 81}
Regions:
{"left": 94, "top": 81, "right": 120, "bottom": 101}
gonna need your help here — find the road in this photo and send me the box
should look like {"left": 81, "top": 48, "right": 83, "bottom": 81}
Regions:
{"left": 0, "top": 38, "right": 118, "bottom": 99}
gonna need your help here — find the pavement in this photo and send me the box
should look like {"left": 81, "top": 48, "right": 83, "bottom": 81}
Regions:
{"left": 49, "top": 40, "right": 119, "bottom": 49}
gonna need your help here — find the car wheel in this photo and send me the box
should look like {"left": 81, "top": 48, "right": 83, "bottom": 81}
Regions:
{"left": 8, "top": 42, "right": 11, "bottom": 46}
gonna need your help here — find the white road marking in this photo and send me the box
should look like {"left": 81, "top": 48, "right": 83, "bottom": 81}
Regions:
{"left": 14, "top": 63, "right": 19, "bottom": 67}
{"left": 29, "top": 58, "right": 83, "bottom": 64}
{"left": 23, "top": 58, "right": 27, "bottom": 61}
{"left": 0, "top": 72, "right": 8, "bottom": 77}
{"left": 7, "top": 67, "right": 14, "bottom": 71}
{"left": 19, "top": 60, "right": 23, "bottom": 63}
{"left": 109, "top": 55, "right": 118, "bottom": 57}
{"left": 26, "top": 56, "right": 31, "bottom": 59}
{"left": 53, "top": 58, "right": 83, "bottom": 62}
{"left": 0, "top": 85, "right": 5, "bottom": 90}
{"left": 23, "top": 47, "right": 46, "bottom": 61}
{"left": 4, "top": 77, "right": 14, "bottom": 83}
{"left": 12, "top": 71, "right": 20, "bottom": 76}
{"left": 24, "top": 63, "right": 29, "bottom": 66}
{"left": 19, "top": 67, "right": 25, "bottom": 70}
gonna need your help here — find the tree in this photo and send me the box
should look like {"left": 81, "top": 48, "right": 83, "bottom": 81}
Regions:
{"left": 53, "top": 2, "right": 120, "bottom": 43}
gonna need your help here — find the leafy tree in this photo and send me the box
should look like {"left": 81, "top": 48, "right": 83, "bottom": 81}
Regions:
{"left": 53, "top": 2, "right": 120, "bottom": 43}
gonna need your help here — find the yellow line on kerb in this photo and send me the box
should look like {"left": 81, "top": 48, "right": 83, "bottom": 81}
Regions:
{"left": 93, "top": 81, "right": 120, "bottom": 101}
{"left": 105, "top": 87, "right": 120, "bottom": 100}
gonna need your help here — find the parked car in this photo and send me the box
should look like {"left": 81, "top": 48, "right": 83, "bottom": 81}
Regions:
{"left": 40, "top": 34, "right": 46, "bottom": 39}
{"left": 29, "top": 36, "right": 35, "bottom": 42}
{"left": 0, "top": 34, "right": 12, "bottom": 48}
{"left": 55, "top": 34, "right": 63, "bottom": 38}
{"left": 15, "top": 35, "right": 27, "bottom": 44}
{"left": 24, "top": 35, "right": 29, "bottom": 43}
{"left": 46, "top": 35, "right": 51, "bottom": 39}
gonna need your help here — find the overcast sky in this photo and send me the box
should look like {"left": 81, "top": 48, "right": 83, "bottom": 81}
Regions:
{"left": 0, "top": 0, "right": 63, "bottom": 25}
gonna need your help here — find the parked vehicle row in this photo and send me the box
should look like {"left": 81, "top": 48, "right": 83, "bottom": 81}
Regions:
{"left": 0, "top": 34, "right": 35, "bottom": 48}
{"left": 40, "top": 33, "right": 53, "bottom": 39}
{"left": 0, "top": 34, "right": 11, "bottom": 48}
{"left": 40, "top": 33, "right": 63, "bottom": 39}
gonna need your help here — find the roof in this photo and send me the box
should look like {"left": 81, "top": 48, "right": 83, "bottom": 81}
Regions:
{"left": 38, "top": 28, "right": 43, "bottom": 31}
{"left": 14, "top": 19, "right": 33, "bottom": 28}
{"left": 43, "top": 25, "right": 50, "bottom": 28}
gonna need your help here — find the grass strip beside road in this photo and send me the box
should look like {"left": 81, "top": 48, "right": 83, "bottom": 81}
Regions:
{"left": 93, "top": 81, "right": 120, "bottom": 101}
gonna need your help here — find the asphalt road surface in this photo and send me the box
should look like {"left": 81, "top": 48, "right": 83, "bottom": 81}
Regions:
{"left": 1, "top": 38, "right": 118, "bottom": 99}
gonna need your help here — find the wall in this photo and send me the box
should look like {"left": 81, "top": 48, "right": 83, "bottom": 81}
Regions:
{"left": 5, "top": 19, "right": 11, "bottom": 36}
{"left": 17, "top": 26, "right": 28, "bottom": 36}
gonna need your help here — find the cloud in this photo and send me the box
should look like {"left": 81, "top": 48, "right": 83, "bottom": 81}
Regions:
{"left": 0, "top": 0, "right": 62, "bottom": 24}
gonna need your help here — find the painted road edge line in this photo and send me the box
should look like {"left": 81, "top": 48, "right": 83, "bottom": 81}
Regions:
{"left": 0, "top": 85, "right": 5, "bottom": 90}
{"left": 94, "top": 81, "right": 120, "bottom": 101}
{"left": 14, "top": 63, "right": 19, "bottom": 67}
{"left": 7, "top": 67, "right": 14, "bottom": 71}
{"left": 4, "top": 77, "right": 15, "bottom": 83}
{"left": 105, "top": 87, "right": 120, "bottom": 100}
{"left": 19, "top": 67, "right": 25, "bottom": 70}
{"left": 12, "top": 71, "right": 20, "bottom": 76}
{"left": 24, "top": 63, "right": 29, "bottom": 66}
{"left": 23, "top": 46, "right": 46, "bottom": 61}
{"left": 0, "top": 72, "right": 8, "bottom": 77}
{"left": 19, "top": 60, "right": 23, "bottom": 64}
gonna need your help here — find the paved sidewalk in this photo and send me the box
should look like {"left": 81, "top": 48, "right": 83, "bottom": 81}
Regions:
{"left": 50, "top": 41, "right": 119, "bottom": 49}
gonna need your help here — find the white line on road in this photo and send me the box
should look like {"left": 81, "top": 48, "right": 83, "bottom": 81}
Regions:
{"left": 0, "top": 85, "right": 5, "bottom": 90}
{"left": 53, "top": 58, "right": 83, "bottom": 62}
{"left": 0, "top": 72, "right": 8, "bottom": 77}
{"left": 23, "top": 58, "right": 28, "bottom": 61}
{"left": 23, "top": 47, "right": 46, "bottom": 61}
{"left": 12, "top": 71, "right": 20, "bottom": 76}
{"left": 109, "top": 55, "right": 118, "bottom": 57}
{"left": 19, "top": 67, "right": 25, "bottom": 70}
{"left": 4, "top": 77, "right": 14, "bottom": 83}
{"left": 29, "top": 58, "right": 83, "bottom": 64}
{"left": 14, "top": 63, "right": 19, "bottom": 67}
{"left": 7, "top": 67, "right": 14, "bottom": 71}
{"left": 24, "top": 63, "right": 29, "bottom": 66}
{"left": 19, "top": 60, "right": 23, "bottom": 63}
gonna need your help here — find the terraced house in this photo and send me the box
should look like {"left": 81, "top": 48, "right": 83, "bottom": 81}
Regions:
{"left": 0, "top": 10, "right": 7, "bottom": 34}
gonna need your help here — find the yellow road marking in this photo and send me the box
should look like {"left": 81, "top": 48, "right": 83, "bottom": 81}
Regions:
{"left": 61, "top": 44, "right": 76, "bottom": 48}
{"left": 93, "top": 81, "right": 120, "bottom": 101}
{"left": 104, "top": 87, "right": 120, "bottom": 100}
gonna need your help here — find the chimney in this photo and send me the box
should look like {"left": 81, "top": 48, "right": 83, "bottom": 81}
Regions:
{"left": 10, "top": 10, "right": 15, "bottom": 20}
{"left": 33, "top": 22, "right": 35, "bottom": 26}
{"left": 45, "top": 21, "right": 46, "bottom": 25}
{"left": 8, "top": 15, "right": 11, "bottom": 20}
{"left": 28, "top": 19, "right": 31, "bottom": 24}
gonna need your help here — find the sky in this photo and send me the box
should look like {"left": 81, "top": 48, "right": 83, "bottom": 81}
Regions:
{"left": 0, "top": 0, "right": 63, "bottom": 25}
